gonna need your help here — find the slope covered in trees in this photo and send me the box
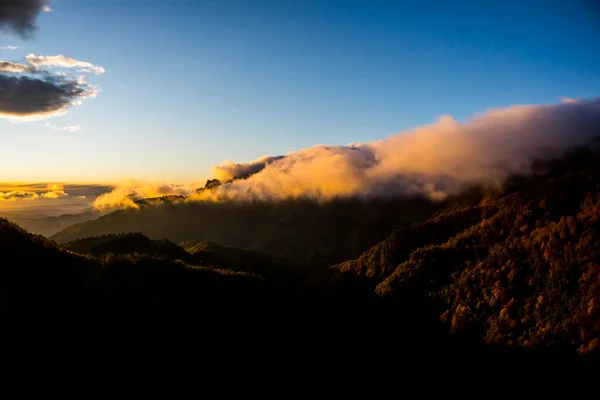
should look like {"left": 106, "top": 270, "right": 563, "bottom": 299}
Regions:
{"left": 334, "top": 150, "right": 600, "bottom": 355}
{"left": 181, "top": 240, "right": 301, "bottom": 277}
{"left": 63, "top": 233, "right": 198, "bottom": 265}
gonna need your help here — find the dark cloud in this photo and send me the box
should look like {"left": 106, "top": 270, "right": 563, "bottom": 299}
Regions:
{"left": 0, "top": 74, "right": 99, "bottom": 121}
{"left": 0, "top": 0, "right": 45, "bottom": 38}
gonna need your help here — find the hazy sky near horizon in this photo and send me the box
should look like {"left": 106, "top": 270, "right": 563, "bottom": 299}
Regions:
{"left": 1, "top": 0, "right": 600, "bottom": 183}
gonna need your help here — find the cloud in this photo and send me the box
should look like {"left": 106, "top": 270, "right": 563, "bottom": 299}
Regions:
{"left": 43, "top": 6, "right": 52, "bottom": 13}
{"left": 26, "top": 54, "right": 105, "bottom": 75}
{"left": 0, "top": 0, "right": 46, "bottom": 38}
{"left": 93, "top": 182, "right": 197, "bottom": 211}
{"left": 189, "top": 97, "right": 600, "bottom": 202}
{"left": 0, "top": 183, "right": 112, "bottom": 208}
{"left": 45, "top": 122, "right": 82, "bottom": 132}
{"left": 1, "top": 45, "right": 18, "bottom": 50}
{"left": 0, "top": 74, "right": 99, "bottom": 121}
{"left": 212, "top": 155, "right": 284, "bottom": 181}
{"left": 0, "top": 60, "right": 30, "bottom": 72}
{"left": 0, "top": 190, "right": 39, "bottom": 201}
{"left": 0, "top": 183, "right": 67, "bottom": 200}
{"left": 0, "top": 53, "right": 104, "bottom": 121}
{"left": 40, "top": 190, "right": 68, "bottom": 199}
{"left": 560, "top": 96, "right": 579, "bottom": 104}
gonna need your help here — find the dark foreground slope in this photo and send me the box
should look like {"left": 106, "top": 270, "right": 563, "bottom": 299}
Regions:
{"left": 2, "top": 215, "right": 598, "bottom": 397}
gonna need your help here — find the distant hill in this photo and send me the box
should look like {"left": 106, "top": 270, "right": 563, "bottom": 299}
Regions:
{"left": 51, "top": 196, "right": 440, "bottom": 268}
{"left": 63, "top": 233, "right": 198, "bottom": 265}
{"left": 0, "top": 210, "right": 100, "bottom": 236}
{"left": 61, "top": 233, "right": 292, "bottom": 279}
{"left": 181, "top": 240, "right": 301, "bottom": 277}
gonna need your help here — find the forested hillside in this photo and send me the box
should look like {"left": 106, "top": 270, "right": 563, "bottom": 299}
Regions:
{"left": 335, "top": 150, "right": 600, "bottom": 354}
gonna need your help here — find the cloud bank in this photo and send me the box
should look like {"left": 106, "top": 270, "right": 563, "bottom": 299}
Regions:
{"left": 40, "top": 190, "right": 68, "bottom": 199}
{"left": 0, "top": 183, "right": 111, "bottom": 206}
{"left": 190, "top": 97, "right": 600, "bottom": 202}
{"left": 0, "top": 190, "right": 39, "bottom": 201}
{"left": 0, "top": 0, "right": 45, "bottom": 38}
{"left": 0, "top": 54, "right": 104, "bottom": 121}
{"left": 93, "top": 182, "right": 198, "bottom": 211}
{"left": 0, "top": 183, "right": 68, "bottom": 201}
{"left": 92, "top": 97, "right": 600, "bottom": 210}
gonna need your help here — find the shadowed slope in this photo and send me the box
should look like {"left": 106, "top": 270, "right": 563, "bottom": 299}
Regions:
{"left": 51, "top": 197, "right": 439, "bottom": 268}
{"left": 63, "top": 232, "right": 197, "bottom": 265}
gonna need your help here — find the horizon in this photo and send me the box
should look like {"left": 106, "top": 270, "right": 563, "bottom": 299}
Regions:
{"left": 1, "top": 1, "right": 599, "bottom": 183}
{"left": 1, "top": 1, "right": 600, "bottom": 212}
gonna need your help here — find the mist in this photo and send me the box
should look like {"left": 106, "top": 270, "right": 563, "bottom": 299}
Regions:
{"left": 93, "top": 181, "right": 198, "bottom": 210}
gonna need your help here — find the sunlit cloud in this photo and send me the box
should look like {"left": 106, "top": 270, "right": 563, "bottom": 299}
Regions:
{"left": 26, "top": 54, "right": 105, "bottom": 75}
{"left": 1, "top": 45, "right": 18, "bottom": 50}
{"left": 187, "top": 97, "right": 600, "bottom": 203}
{"left": 0, "top": 183, "right": 67, "bottom": 201}
{"left": 43, "top": 6, "right": 53, "bottom": 13}
{"left": 93, "top": 181, "right": 197, "bottom": 211}
{"left": 40, "top": 190, "right": 68, "bottom": 199}
{"left": 0, "top": 60, "right": 31, "bottom": 72}
{"left": 0, "top": 183, "right": 112, "bottom": 207}
{"left": 560, "top": 96, "right": 579, "bottom": 104}
{"left": 0, "top": 190, "right": 39, "bottom": 201}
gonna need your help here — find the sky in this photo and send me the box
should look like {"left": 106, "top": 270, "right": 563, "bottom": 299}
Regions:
{"left": 1, "top": 0, "right": 600, "bottom": 185}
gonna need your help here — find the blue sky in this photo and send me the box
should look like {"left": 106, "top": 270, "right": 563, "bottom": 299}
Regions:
{"left": 1, "top": 0, "right": 599, "bottom": 183}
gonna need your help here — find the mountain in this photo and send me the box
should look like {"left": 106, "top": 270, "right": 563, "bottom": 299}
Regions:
{"left": 2, "top": 147, "right": 600, "bottom": 395}
{"left": 62, "top": 232, "right": 198, "bottom": 265}
{"left": 61, "top": 233, "right": 292, "bottom": 278}
{"left": 334, "top": 149, "right": 600, "bottom": 354}
{"left": 51, "top": 196, "right": 440, "bottom": 268}
{"left": 0, "top": 210, "right": 99, "bottom": 236}
{"left": 181, "top": 240, "right": 302, "bottom": 277}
